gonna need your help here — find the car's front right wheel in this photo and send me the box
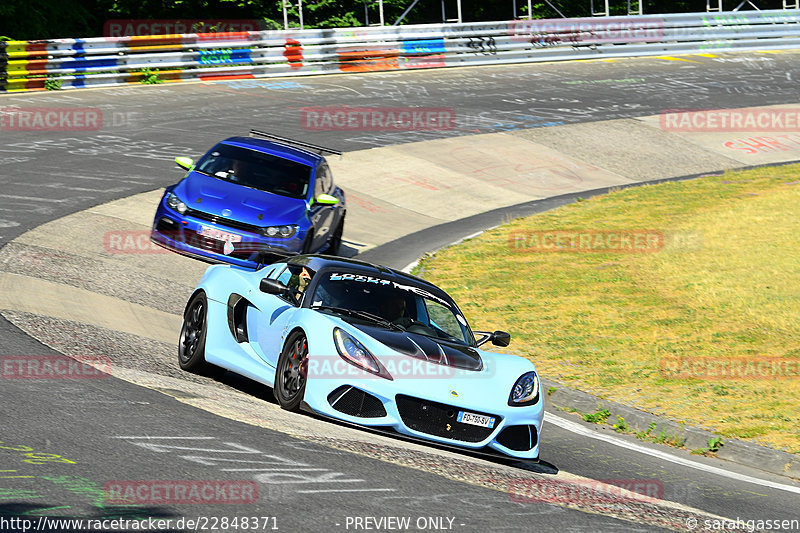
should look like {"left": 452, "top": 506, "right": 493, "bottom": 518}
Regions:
{"left": 274, "top": 331, "right": 308, "bottom": 410}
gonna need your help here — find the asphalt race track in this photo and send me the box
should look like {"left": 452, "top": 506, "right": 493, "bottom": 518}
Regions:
{"left": 1, "top": 53, "right": 800, "bottom": 532}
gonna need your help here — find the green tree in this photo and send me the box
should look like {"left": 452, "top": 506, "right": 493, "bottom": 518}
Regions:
{"left": 2, "top": 0, "right": 785, "bottom": 41}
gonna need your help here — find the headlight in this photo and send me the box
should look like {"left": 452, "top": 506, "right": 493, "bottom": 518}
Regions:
{"left": 509, "top": 371, "right": 539, "bottom": 406}
{"left": 261, "top": 225, "right": 298, "bottom": 238}
{"left": 166, "top": 192, "right": 188, "bottom": 215}
{"left": 333, "top": 328, "right": 392, "bottom": 380}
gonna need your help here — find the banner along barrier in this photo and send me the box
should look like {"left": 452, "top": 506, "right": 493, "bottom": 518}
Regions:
{"left": 2, "top": 10, "right": 799, "bottom": 92}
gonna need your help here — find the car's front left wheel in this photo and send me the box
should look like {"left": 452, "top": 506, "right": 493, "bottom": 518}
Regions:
{"left": 178, "top": 292, "right": 210, "bottom": 372}
{"left": 326, "top": 216, "right": 345, "bottom": 256}
{"left": 274, "top": 331, "right": 308, "bottom": 410}
{"left": 300, "top": 230, "right": 314, "bottom": 255}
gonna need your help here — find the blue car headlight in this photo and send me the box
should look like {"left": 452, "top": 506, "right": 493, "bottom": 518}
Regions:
{"left": 333, "top": 328, "right": 392, "bottom": 380}
{"left": 509, "top": 371, "right": 539, "bottom": 406}
{"left": 166, "top": 192, "right": 188, "bottom": 215}
{"left": 261, "top": 225, "right": 298, "bottom": 238}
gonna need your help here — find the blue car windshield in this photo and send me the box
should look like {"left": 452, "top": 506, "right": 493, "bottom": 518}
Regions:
{"left": 310, "top": 272, "right": 475, "bottom": 346}
{"left": 194, "top": 144, "right": 311, "bottom": 200}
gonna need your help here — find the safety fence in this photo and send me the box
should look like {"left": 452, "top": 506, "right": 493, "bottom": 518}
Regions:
{"left": 1, "top": 10, "right": 799, "bottom": 92}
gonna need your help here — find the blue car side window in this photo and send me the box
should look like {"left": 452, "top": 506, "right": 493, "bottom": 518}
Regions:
{"left": 315, "top": 164, "right": 333, "bottom": 196}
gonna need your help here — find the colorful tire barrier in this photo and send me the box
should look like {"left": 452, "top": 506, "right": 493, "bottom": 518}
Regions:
{"left": 2, "top": 10, "right": 799, "bottom": 92}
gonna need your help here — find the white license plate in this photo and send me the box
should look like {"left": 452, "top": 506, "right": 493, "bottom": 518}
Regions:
{"left": 198, "top": 226, "right": 242, "bottom": 243}
{"left": 457, "top": 411, "right": 495, "bottom": 428}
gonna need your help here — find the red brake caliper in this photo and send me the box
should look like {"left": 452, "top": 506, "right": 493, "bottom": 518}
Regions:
{"left": 299, "top": 341, "right": 308, "bottom": 379}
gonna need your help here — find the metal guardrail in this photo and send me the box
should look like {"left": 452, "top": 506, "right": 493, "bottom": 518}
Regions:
{"left": 1, "top": 10, "right": 799, "bottom": 92}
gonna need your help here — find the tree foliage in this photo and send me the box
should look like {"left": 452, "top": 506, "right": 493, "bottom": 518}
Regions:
{"left": 1, "top": 0, "right": 786, "bottom": 40}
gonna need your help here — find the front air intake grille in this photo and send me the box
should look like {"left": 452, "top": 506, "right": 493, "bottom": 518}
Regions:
{"left": 185, "top": 207, "right": 263, "bottom": 234}
{"left": 395, "top": 395, "right": 500, "bottom": 443}
{"left": 327, "top": 386, "right": 387, "bottom": 418}
{"left": 496, "top": 424, "right": 538, "bottom": 451}
{"left": 179, "top": 233, "right": 286, "bottom": 260}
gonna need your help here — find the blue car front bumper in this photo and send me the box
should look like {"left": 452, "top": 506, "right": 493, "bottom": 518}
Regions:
{"left": 151, "top": 205, "right": 305, "bottom": 269}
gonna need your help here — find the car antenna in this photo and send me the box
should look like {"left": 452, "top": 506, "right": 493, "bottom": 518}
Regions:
{"left": 249, "top": 130, "right": 342, "bottom": 156}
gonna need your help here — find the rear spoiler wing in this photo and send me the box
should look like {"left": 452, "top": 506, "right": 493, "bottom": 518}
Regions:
{"left": 249, "top": 130, "right": 342, "bottom": 156}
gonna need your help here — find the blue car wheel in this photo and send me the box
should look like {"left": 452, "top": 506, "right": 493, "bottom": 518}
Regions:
{"left": 326, "top": 217, "right": 344, "bottom": 256}
{"left": 301, "top": 232, "right": 314, "bottom": 255}
{"left": 275, "top": 331, "right": 308, "bottom": 411}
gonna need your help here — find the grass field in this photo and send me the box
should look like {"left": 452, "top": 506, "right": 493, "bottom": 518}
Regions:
{"left": 414, "top": 165, "right": 800, "bottom": 453}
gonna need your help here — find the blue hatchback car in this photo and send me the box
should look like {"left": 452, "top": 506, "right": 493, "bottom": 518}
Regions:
{"left": 151, "top": 131, "right": 346, "bottom": 269}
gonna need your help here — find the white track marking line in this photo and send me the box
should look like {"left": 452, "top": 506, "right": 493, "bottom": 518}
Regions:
{"left": 297, "top": 488, "right": 397, "bottom": 494}
{"left": 17, "top": 182, "right": 129, "bottom": 193}
{"left": 0, "top": 194, "right": 77, "bottom": 203}
{"left": 545, "top": 412, "right": 800, "bottom": 495}
{"left": 111, "top": 436, "right": 215, "bottom": 439}
{"left": 52, "top": 173, "right": 151, "bottom": 184}
{"left": 222, "top": 468, "right": 328, "bottom": 472}
{"left": 401, "top": 260, "right": 420, "bottom": 273}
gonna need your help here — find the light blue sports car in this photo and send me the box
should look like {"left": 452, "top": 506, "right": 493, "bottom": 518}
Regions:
{"left": 178, "top": 254, "right": 543, "bottom": 460}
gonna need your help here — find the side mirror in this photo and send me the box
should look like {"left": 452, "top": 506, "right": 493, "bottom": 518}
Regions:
{"left": 491, "top": 331, "right": 511, "bottom": 347}
{"left": 260, "top": 278, "right": 288, "bottom": 295}
{"left": 315, "top": 194, "right": 339, "bottom": 206}
{"left": 175, "top": 156, "right": 195, "bottom": 171}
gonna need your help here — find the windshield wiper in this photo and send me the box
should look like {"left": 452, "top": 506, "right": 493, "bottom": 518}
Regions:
{"left": 194, "top": 169, "right": 225, "bottom": 180}
{"left": 311, "top": 305, "right": 403, "bottom": 331}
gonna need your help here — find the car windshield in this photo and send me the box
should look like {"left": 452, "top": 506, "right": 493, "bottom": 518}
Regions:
{"left": 194, "top": 143, "right": 311, "bottom": 200}
{"left": 310, "top": 271, "right": 474, "bottom": 346}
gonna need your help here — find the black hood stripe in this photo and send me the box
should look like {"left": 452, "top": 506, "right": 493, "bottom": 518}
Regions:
{"left": 352, "top": 324, "right": 482, "bottom": 371}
